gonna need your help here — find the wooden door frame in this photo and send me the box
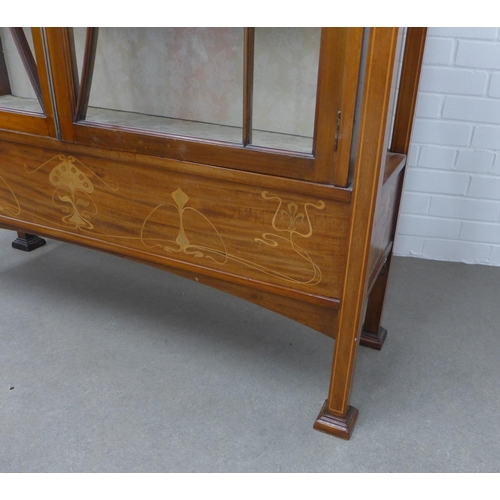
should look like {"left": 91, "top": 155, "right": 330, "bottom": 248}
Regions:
{"left": 44, "top": 27, "right": 362, "bottom": 185}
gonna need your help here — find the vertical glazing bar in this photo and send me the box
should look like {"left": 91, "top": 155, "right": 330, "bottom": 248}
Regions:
{"left": 10, "top": 27, "right": 44, "bottom": 112}
{"left": 33, "top": 28, "right": 58, "bottom": 138}
{"left": 66, "top": 28, "right": 80, "bottom": 100}
{"left": 243, "top": 27, "right": 255, "bottom": 146}
{"left": 75, "top": 27, "right": 99, "bottom": 122}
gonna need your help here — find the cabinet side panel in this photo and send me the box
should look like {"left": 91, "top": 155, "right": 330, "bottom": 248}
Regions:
{"left": 367, "top": 156, "right": 405, "bottom": 283}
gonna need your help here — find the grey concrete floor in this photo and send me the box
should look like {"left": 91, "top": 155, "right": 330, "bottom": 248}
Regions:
{"left": 1, "top": 229, "right": 499, "bottom": 472}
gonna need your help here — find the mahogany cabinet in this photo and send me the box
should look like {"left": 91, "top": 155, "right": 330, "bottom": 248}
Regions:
{"left": 0, "top": 27, "right": 426, "bottom": 439}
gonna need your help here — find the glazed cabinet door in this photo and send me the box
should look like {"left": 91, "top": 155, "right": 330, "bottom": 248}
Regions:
{"left": 44, "top": 27, "right": 363, "bottom": 185}
{"left": 0, "top": 28, "right": 56, "bottom": 137}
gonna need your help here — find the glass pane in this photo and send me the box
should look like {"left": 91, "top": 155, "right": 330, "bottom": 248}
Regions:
{"left": 0, "top": 28, "right": 43, "bottom": 114}
{"left": 251, "top": 27, "right": 321, "bottom": 153}
{"left": 74, "top": 28, "right": 244, "bottom": 143}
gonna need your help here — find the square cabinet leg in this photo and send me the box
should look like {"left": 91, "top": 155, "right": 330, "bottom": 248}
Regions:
{"left": 313, "top": 401, "right": 359, "bottom": 440}
{"left": 360, "top": 259, "right": 390, "bottom": 350}
{"left": 12, "top": 232, "right": 46, "bottom": 252}
{"left": 360, "top": 326, "right": 388, "bottom": 351}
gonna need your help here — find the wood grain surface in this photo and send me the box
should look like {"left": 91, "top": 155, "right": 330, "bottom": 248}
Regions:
{"left": 0, "top": 141, "right": 351, "bottom": 302}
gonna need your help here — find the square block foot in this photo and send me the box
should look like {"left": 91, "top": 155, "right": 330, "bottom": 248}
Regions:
{"left": 12, "top": 234, "right": 46, "bottom": 252}
{"left": 360, "top": 326, "right": 387, "bottom": 350}
{"left": 313, "top": 401, "right": 358, "bottom": 440}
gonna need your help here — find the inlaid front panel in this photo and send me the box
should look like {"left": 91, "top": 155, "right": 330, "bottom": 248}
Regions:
{"left": 0, "top": 143, "right": 350, "bottom": 298}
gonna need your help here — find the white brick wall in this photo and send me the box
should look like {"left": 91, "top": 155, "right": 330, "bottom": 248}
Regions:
{"left": 394, "top": 27, "right": 500, "bottom": 266}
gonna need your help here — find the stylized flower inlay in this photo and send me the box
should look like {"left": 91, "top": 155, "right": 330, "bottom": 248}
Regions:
{"left": 49, "top": 156, "right": 97, "bottom": 229}
{"left": 280, "top": 202, "right": 305, "bottom": 232}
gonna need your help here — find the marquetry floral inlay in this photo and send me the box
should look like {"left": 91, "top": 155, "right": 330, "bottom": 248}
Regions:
{"left": 27, "top": 155, "right": 118, "bottom": 230}
{"left": 142, "top": 188, "right": 325, "bottom": 285}
{"left": 15, "top": 154, "right": 326, "bottom": 286}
